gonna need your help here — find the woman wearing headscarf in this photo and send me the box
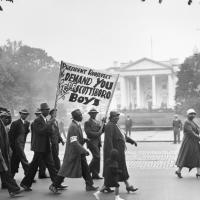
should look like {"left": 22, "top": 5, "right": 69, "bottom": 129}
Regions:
{"left": 175, "top": 108, "right": 200, "bottom": 178}
{"left": 102, "top": 111, "right": 138, "bottom": 198}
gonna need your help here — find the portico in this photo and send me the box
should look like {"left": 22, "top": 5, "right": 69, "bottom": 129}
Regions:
{"left": 110, "top": 58, "right": 178, "bottom": 110}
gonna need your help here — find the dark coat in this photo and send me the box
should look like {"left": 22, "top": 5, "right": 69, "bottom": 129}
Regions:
{"left": 103, "top": 121, "right": 133, "bottom": 181}
{"left": 58, "top": 120, "right": 87, "bottom": 178}
{"left": 176, "top": 119, "right": 200, "bottom": 169}
{"left": 31, "top": 115, "right": 52, "bottom": 152}
{"left": 104, "top": 159, "right": 120, "bottom": 187}
{"left": 84, "top": 118, "right": 102, "bottom": 148}
{"left": 9, "top": 119, "right": 30, "bottom": 149}
{"left": 50, "top": 120, "right": 63, "bottom": 145}
{"left": 0, "top": 119, "right": 11, "bottom": 172}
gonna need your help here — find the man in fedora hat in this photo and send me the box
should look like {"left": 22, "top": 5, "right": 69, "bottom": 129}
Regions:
{"left": 84, "top": 108, "right": 105, "bottom": 179}
{"left": 9, "top": 109, "right": 30, "bottom": 178}
{"left": 30, "top": 108, "right": 47, "bottom": 179}
{"left": 20, "top": 103, "right": 60, "bottom": 191}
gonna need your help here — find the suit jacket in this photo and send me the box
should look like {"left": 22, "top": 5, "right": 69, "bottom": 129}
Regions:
{"left": 58, "top": 120, "right": 87, "bottom": 178}
{"left": 31, "top": 115, "right": 52, "bottom": 152}
{"left": 84, "top": 118, "right": 102, "bottom": 147}
{"left": 50, "top": 120, "right": 63, "bottom": 145}
{"left": 9, "top": 118, "right": 30, "bottom": 148}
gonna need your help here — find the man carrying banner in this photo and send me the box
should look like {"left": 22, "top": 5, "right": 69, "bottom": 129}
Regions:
{"left": 84, "top": 108, "right": 105, "bottom": 179}
{"left": 49, "top": 109, "right": 98, "bottom": 193}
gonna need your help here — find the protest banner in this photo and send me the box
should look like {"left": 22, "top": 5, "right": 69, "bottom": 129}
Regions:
{"left": 54, "top": 61, "right": 119, "bottom": 116}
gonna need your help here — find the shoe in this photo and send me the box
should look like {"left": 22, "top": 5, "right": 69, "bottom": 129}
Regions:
{"left": 20, "top": 183, "right": 32, "bottom": 191}
{"left": 175, "top": 171, "right": 183, "bottom": 178}
{"left": 49, "top": 184, "right": 60, "bottom": 194}
{"left": 9, "top": 189, "right": 23, "bottom": 198}
{"left": 93, "top": 191, "right": 101, "bottom": 200}
{"left": 100, "top": 187, "right": 114, "bottom": 193}
{"left": 32, "top": 179, "right": 37, "bottom": 183}
{"left": 57, "top": 184, "right": 68, "bottom": 190}
{"left": 86, "top": 185, "right": 99, "bottom": 191}
{"left": 196, "top": 173, "right": 200, "bottom": 178}
{"left": 92, "top": 176, "right": 103, "bottom": 180}
{"left": 38, "top": 174, "right": 49, "bottom": 179}
{"left": 126, "top": 185, "right": 138, "bottom": 193}
{"left": 115, "top": 195, "right": 124, "bottom": 200}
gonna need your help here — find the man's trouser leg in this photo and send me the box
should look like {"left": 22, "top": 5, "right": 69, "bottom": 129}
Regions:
{"left": 20, "top": 152, "right": 41, "bottom": 188}
{"left": 43, "top": 151, "right": 57, "bottom": 183}
{"left": 51, "top": 144, "right": 61, "bottom": 171}
{"left": 52, "top": 175, "right": 65, "bottom": 188}
{"left": 10, "top": 150, "right": 20, "bottom": 177}
{"left": 128, "top": 129, "right": 131, "bottom": 137}
{"left": 15, "top": 144, "right": 29, "bottom": 175}
{"left": 177, "top": 130, "right": 180, "bottom": 143}
{"left": 81, "top": 155, "right": 93, "bottom": 186}
{"left": 173, "top": 130, "right": 177, "bottom": 144}
{"left": 0, "top": 171, "right": 20, "bottom": 193}
{"left": 38, "top": 158, "right": 46, "bottom": 176}
{"left": 88, "top": 143, "right": 100, "bottom": 177}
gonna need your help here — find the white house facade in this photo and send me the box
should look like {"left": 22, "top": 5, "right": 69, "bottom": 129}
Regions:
{"left": 109, "top": 58, "right": 179, "bottom": 110}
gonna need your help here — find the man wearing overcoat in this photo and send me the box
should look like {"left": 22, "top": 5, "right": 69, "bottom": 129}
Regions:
{"left": 102, "top": 111, "right": 138, "bottom": 193}
{"left": 84, "top": 108, "right": 105, "bottom": 179}
{"left": 9, "top": 109, "right": 30, "bottom": 178}
{"left": 0, "top": 108, "right": 22, "bottom": 197}
{"left": 49, "top": 109, "right": 98, "bottom": 193}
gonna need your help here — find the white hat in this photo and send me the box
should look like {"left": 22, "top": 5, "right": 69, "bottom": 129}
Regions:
{"left": 187, "top": 108, "right": 196, "bottom": 115}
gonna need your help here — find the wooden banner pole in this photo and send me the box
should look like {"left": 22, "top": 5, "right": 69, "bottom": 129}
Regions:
{"left": 54, "top": 61, "right": 63, "bottom": 110}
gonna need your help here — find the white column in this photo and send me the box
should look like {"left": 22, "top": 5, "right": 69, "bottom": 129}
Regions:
{"left": 168, "top": 74, "right": 173, "bottom": 108}
{"left": 152, "top": 75, "right": 156, "bottom": 108}
{"left": 136, "top": 76, "right": 141, "bottom": 108}
{"left": 120, "top": 76, "right": 127, "bottom": 109}
{"left": 126, "top": 79, "right": 129, "bottom": 108}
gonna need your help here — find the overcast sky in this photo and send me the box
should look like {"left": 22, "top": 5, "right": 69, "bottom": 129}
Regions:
{"left": 1, "top": 0, "right": 200, "bottom": 69}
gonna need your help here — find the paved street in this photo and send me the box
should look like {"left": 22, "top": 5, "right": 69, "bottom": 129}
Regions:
{"left": 1, "top": 132, "right": 200, "bottom": 200}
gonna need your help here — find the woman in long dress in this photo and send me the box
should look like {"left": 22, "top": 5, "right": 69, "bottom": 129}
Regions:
{"left": 175, "top": 108, "right": 200, "bottom": 178}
